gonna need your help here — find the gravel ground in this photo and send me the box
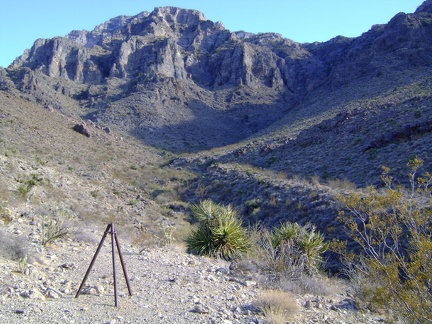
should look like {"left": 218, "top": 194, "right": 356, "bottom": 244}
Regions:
{"left": 0, "top": 221, "right": 386, "bottom": 324}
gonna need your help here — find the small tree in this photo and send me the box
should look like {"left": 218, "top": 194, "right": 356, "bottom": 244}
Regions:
{"left": 186, "top": 200, "right": 250, "bottom": 260}
{"left": 336, "top": 157, "right": 432, "bottom": 323}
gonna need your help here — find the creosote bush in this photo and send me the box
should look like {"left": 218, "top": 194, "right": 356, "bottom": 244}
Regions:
{"left": 335, "top": 157, "right": 432, "bottom": 323}
{"left": 186, "top": 200, "right": 250, "bottom": 260}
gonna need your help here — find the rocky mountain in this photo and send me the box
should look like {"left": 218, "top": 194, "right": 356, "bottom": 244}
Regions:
{"left": 2, "top": 2, "right": 429, "bottom": 156}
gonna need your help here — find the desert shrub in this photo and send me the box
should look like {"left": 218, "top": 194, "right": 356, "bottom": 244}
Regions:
{"left": 278, "top": 274, "right": 338, "bottom": 296}
{"left": 261, "top": 221, "right": 327, "bottom": 280}
{"left": 0, "top": 203, "right": 13, "bottom": 225}
{"left": 41, "top": 214, "right": 68, "bottom": 246}
{"left": 253, "top": 289, "right": 299, "bottom": 324}
{"left": 0, "top": 229, "right": 29, "bottom": 261}
{"left": 72, "top": 230, "right": 98, "bottom": 244}
{"left": 155, "top": 221, "right": 176, "bottom": 246}
{"left": 185, "top": 200, "right": 250, "bottom": 260}
{"left": 17, "top": 173, "right": 43, "bottom": 197}
{"left": 336, "top": 157, "right": 432, "bottom": 323}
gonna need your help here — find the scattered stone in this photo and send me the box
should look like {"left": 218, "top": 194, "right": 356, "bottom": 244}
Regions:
{"left": 45, "top": 287, "right": 63, "bottom": 299}
{"left": 73, "top": 124, "right": 91, "bottom": 138}
{"left": 190, "top": 304, "right": 210, "bottom": 314}
{"left": 215, "top": 267, "right": 229, "bottom": 275}
{"left": 0, "top": 228, "right": 386, "bottom": 323}
{"left": 20, "top": 289, "right": 45, "bottom": 300}
{"left": 60, "top": 262, "right": 76, "bottom": 269}
{"left": 244, "top": 280, "right": 257, "bottom": 287}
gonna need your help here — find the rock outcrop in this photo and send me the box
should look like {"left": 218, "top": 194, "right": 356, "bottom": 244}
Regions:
{"left": 3, "top": 2, "right": 432, "bottom": 153}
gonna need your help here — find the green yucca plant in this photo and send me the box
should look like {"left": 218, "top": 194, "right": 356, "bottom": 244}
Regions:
{"left": 186, "top": 200, "right": 250, "bottom": 260}
{"left": 269, "top": 221, "right": 327, "bottom": 276}
{"left": 271, "top": 222, "right": 302, "bottom": 248}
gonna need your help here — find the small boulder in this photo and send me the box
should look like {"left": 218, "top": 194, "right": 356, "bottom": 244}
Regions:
{"left": 73, "top": 124, "right": 91, "bottom": 138}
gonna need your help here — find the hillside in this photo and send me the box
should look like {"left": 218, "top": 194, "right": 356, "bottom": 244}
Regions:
{"left": 0, "top": 89, "right": 380, "bottom": 323}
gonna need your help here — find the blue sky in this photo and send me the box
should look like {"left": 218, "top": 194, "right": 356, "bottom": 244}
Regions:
{"left": 0, "top": 0, "right": 423, "bottom": 68}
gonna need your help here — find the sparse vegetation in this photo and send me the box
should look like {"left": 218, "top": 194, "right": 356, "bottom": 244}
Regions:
{"left": 156, "top": 221, "right": 176, "bottom": 246}
{"left": 41, "top": 214, "right": 69, "bottom": 246}
{"left": 253, "top": 289, "right": 299, "bottom": 324}
{"left": 270, "top": 221, "right": 327, "bottom": 276}
{"left": 0, "top": 203, "right": 13, "bottom": 225}
{"left": 17, "top": 173, "right": 43, "bottom": 197}
{"left": 335, "top": 157, "right": 432, "bottom": 323}
{"left": 242, "top": 221, "right": 327, "bottom": 283}
{"left": 0, "top": 229, "right": 29, "bottom": 262}
{"left": 186, "top": 200, "right": 250, "bottom": 260}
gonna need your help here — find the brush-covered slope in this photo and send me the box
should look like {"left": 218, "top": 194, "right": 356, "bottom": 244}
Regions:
{"left": 0, "top": 89, "right": 193, "bottom": 242}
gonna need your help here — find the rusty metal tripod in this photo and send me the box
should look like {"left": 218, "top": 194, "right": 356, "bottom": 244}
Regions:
{"left": 75, "top": 223, "right": 132, "bottom": 307}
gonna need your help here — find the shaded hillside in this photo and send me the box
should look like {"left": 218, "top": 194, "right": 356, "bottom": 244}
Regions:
{"left": 214, "top": 73, "right": 432, "bottom": 187}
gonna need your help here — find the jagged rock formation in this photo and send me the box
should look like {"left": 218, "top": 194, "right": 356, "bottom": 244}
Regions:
{"left": 2, "top": 1, "right": 432, "bottom": 177}
{"left": 7, "top": 7, "right": 311, "bottom": 151}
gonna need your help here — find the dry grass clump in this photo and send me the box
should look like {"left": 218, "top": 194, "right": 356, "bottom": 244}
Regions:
{"left": 0, "top": 229, "right": 32, "bottom": 273}
{"left": 0, "top": 204, "right": 14, "bottom": 225}
{"left": 0, "top": 229, "right": 29, "bottom": 261}
{"left": 326, "top": 178, "right": 358, "bottom": 190}
{"left": 253, "top": 289, "right": 299, "bottom": 324}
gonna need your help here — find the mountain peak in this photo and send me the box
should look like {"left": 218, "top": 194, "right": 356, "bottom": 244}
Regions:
{"left": 151, "top": 6, "right": 207, "bottom": 24}
{"left": 416, "top": 0, "right": 432, "bottom": 14}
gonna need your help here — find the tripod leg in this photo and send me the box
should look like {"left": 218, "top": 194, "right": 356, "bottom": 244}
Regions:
{"left": 75, "top": 224, "right": 111, "bottom": 298}
{"left": 114, "top": 232, "right": 133, "bottom": 296}
{"left": 111, "top": 223, "right": 118, "bottom": 307}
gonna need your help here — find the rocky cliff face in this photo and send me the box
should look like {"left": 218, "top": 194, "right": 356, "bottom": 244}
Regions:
{"left": 11, "top": 7, "right": 305, "bottom": 90}
{"left": 3, "top": 2, "right": 432, "bottom": 154}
